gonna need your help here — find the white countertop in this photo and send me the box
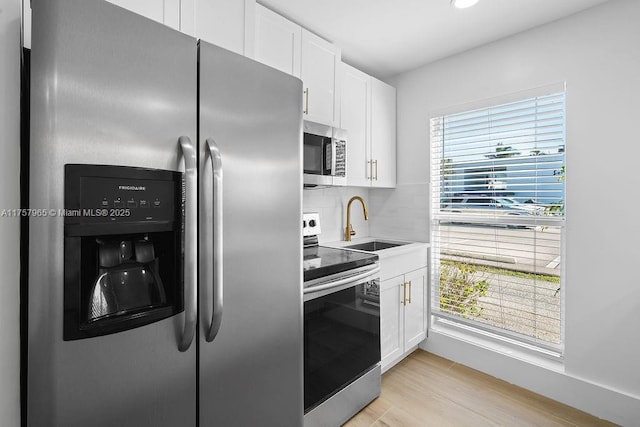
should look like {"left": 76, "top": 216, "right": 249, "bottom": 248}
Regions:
{"left": 322, "top": 236, "right": 430, "bottom": 259}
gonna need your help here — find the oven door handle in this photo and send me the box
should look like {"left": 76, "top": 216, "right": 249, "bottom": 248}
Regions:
{"left": 303, "top": 266, "right": 380, "bottom": 294}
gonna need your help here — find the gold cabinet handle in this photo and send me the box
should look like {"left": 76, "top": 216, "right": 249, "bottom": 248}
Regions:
{"left": 373, "top": 160, "right": 378, "bottom": 181}
{"left": 367, "top": 160, "right": 372, "bottom": 180}
{"left": 401, "top": 282, "right": 407, "bottom": 306}
{"left": 407, "top": 280, "right": 412, "bottom": 304}
{"left": 303, "top": 88, "right": 309, "bottom": 115}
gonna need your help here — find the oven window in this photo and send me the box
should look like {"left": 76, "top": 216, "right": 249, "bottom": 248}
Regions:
{"left": 304, "top": 281, "right": 381, "bottom": 413}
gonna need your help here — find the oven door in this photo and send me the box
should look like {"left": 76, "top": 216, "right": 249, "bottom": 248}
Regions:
{"left": 303, "top": 266, "right": 381, "bottom": 413}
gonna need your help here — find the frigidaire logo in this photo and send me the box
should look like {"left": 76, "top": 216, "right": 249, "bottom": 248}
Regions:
{"left": 118, "top": 185, "right": 146, "bottom": 191}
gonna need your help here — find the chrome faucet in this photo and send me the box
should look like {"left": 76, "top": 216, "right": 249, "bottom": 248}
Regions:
{"left": 345, "top": 196, "right": 369, "bottom": 241}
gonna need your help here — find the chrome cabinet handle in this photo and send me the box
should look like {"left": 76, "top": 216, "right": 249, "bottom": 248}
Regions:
{"left": 179, "top": 136, "right": 197, "bottom": 352}
{"left": 367, "top": 160, "right": 372, "bottom": 180}
{"left": 206, "top": 138, "right": 223, "bottom": 343}
{"left": 373, "top": 160, "right": 378, "bottom": 181}
{"left": 303, "top": 88, "right": 309, "bottom": 115}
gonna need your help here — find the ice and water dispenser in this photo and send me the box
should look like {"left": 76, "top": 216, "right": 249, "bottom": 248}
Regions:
{"left": 63, "top": 164, "right": 184, "bottom": 340}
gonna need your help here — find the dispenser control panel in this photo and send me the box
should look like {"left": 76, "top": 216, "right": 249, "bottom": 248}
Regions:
{"left": 79, "top": 176, "right": 175, "bottom": 222}
{"left": 64, "top": 164, "right": 182, "bottom": 235}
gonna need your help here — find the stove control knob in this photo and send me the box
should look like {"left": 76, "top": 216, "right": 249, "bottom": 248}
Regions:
{"left": 309, "top": 219, "right": 316, "bottom": 227}
{"left": 303, "top": 220, "right": 307, "bottom": 228}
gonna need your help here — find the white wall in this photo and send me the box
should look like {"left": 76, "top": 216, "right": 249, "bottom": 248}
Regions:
{"left": 303, "top": 186, "right": 370, "bottom": 243}
{"left": 387, "top": 0, "right": 640, "bottom": 424}
{"left": 0, "top": 0, "right": 22, "bottom": 425}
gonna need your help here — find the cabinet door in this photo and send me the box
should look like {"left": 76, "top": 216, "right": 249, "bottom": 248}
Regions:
{"left": 403, "top": 268, "right": 427, "bottom": 349}
{"left": 341, "top": 63, "right": 371, "bottom": 187}
{"left": 24, "top": 0, "right": 191, "bottom": 47}
{"left": 254, "top": 4, "right": 301, "bottom": 77}
{"left": 370, "top": 78, "right": 396, "bottom": 188}
{"left": 106, "top": 0, "right": 181, "bottom": 30}
{"left": 380, "top": 276, "right": 403, "bottom": 370}
{"left": 194, "top": 0, "right": 250, "bottom": 54}
{"left": 301, "top": 29, "right": 340, "bottom": 126}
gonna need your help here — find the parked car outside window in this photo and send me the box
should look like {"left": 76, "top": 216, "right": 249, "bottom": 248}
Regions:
{"left": 442, "top": 195, "right": 545, "bottom": 216}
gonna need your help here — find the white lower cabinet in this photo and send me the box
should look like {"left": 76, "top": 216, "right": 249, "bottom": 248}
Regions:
{"left": 379, "top": 247, "right": 428, "bottom": 372}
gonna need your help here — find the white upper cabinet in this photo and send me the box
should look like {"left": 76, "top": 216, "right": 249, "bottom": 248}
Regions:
{"left": 340, "top": 63, "right": 396, "bottom": 188}
{"left": 370, "top": 78, "right": 397, "bottom": 188}
{"left": 341, "top": 63, "right": 372, "bottom": 187}
{"left": 105, "top": 0, "right": 254, "bottom": 54}
{"left": 105, "top": 0, "right": 191, "bottom": 32}
{"left": 23, "top": 0, "right": 196, "bottom": 48}
{"left": 193, "top": 0, "right": 254, "bottom": 55}
{"left": 106, "top": 0, "right": 179, "bottom": 29}
{"left": 253, "top": 4, "right": 301, "bottom": 77}
{"left": 300, "top": 29, "right": 341, "bottom": 126}
{"left": 253, "top": 4, "right": 340, "bottom": 126}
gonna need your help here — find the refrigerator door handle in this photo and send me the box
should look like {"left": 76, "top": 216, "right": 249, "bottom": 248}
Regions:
{"left": 179, "top": 136, "right": 198, "bottom": 352}
{"left": 206, "top": 138, "right": 223, "bottom": 342}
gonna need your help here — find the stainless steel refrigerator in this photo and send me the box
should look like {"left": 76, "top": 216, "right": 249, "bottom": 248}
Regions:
{"left": 26, "top": 0, "right": 303, "bottom": 426}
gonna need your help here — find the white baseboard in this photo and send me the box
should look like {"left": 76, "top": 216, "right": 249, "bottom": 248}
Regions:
{"left": 422, "top": 330, "right": 640, "bottom": 426}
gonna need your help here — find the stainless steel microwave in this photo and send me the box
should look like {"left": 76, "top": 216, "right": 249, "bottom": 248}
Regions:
{"left": 303, "top": 121, "right": 347, "bottom": 187}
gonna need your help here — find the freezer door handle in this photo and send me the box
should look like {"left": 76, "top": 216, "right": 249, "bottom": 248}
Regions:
{"left": 206, "top": 138, "right": 224, "bottom": 343}
{"left": 179, "top": 136, "right": 198, "bottom": 352}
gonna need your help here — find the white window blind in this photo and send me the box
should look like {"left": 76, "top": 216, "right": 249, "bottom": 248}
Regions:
{"left": 430, "top": 90, "right": 566, "bottom": 351}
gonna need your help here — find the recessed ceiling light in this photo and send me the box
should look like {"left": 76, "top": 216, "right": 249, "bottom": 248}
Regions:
{"left": 451, "top": 0, "right": 479, "bottom": 9}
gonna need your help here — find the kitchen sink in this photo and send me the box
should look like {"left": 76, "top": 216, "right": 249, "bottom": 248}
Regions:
{"left": 343, "top": 240, "right": 408, "bottom": 252}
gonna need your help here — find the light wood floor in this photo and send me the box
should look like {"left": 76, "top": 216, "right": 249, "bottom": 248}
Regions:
{"left": 343, "top": 350, "right": 618, "bottom": 427}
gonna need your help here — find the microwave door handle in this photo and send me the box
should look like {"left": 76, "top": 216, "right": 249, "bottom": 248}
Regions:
{"left": 206, "top": 138, "right": 224, "bottom": 343}
{"left": 331, "top": 139, "right": 337, "bottom": 175}
{"left": 322, "top": 139, "right": 331, "bottom": 175}
{"left": 178, "top": 136, "right": 197, "bottom": 352}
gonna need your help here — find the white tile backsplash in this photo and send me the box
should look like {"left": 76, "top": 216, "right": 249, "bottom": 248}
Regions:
{"left": 303, "top": 186, "right": 371, "bottom": 243}
{"left": 369, "top": 183, "right": 429, "bottom": 243}
{"left": 303, "top": 183, "right": 430, "bottom": 244}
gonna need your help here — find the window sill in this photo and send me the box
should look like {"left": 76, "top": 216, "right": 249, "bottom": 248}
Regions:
{"left": 429, "top": 316, "right": 565, "bottom": 373}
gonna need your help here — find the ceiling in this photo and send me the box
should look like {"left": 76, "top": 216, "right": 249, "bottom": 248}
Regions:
{"left": 258, "top": 0, "right": 612, "bottom": 79}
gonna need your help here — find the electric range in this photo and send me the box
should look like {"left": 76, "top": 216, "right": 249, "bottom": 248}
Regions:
{"left": 302, "top": 212, "right": 381, "bottom": 427}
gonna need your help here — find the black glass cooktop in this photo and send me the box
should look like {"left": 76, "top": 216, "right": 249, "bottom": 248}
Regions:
{"left": 303, "top": 246, "right": 378, "bottom": 283}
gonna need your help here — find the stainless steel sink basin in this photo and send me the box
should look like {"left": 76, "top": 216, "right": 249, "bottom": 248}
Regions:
{"left": 343, "top": 240, "right": 407, "bottom": 252}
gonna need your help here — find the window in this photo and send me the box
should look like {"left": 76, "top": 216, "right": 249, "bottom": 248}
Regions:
{"left": 430, "top": 86, "right": 566, "bottom": 353}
